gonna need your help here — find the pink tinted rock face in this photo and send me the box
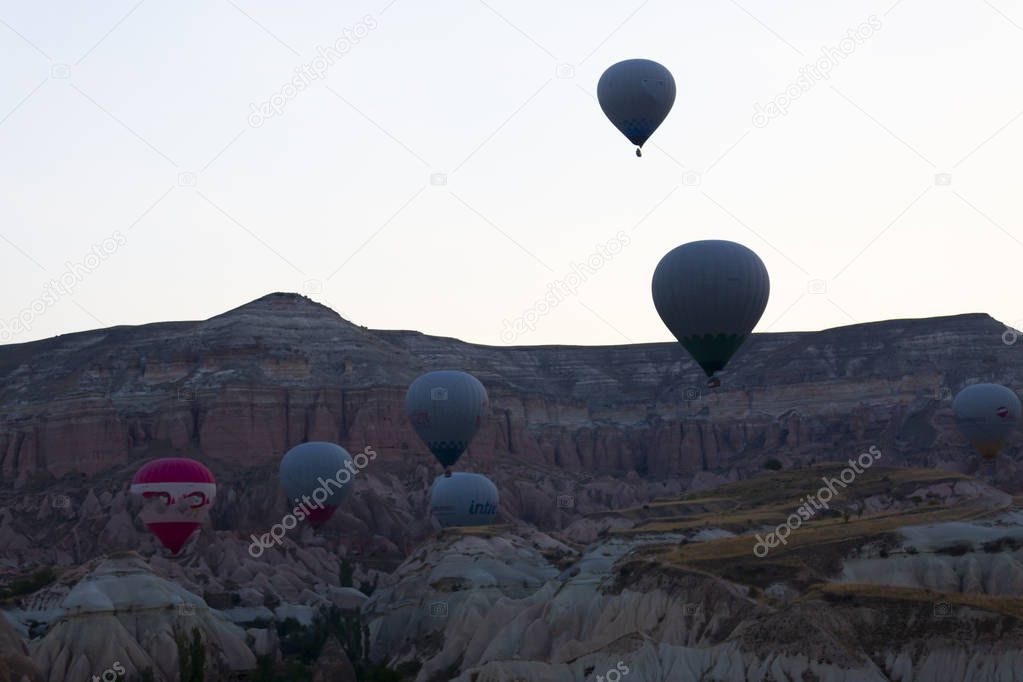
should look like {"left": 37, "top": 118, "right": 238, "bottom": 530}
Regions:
{"left": 1, "top": 294, "right": 1022, "bottom": 544}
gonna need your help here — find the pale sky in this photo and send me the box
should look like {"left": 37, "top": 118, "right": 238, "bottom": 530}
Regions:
{"left": 2, "top": 0, "right": 1022, "bottom": 347}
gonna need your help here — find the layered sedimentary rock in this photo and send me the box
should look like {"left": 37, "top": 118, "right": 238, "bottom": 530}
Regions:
{"left": 1, "top": 292, "right": 1019, "bottom": 473}
{"left": 1, "top": 293, "right": 1021, "bottom": 559}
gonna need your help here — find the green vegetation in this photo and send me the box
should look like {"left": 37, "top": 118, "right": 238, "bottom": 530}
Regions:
{"left": 259, "top": 607, "right": 416, "bottom": 680}
{"left": 339, "top": 559, "right": 354, "bottom": 588}
{"left": 810, "top": 583, "right": 1023, "bottom": 620}
{"left": 175, "top": 629, "right": 206, "bottom": 682}
{"left": 0, "top": 567, "right": 57, "bottom": 600}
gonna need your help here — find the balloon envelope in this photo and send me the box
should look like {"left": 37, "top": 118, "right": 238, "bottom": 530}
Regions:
{"left": 130, "top": 458, "right": 216, "bottom": 555}
{"left": 279, "top": 442, "right": 354, "bottom": 528}
{"left": 597, "top": 59, "right": 676, "bottom": 152}
{"left": 430, "top": 472, "right": 499, "bottom": 528}
{"left": 953, "top": 383, "right": 1021, "bottom": 460}
{"left": 651, "top": 240, "right": 770, "bottom": 378}
{"left": 405, "top": 371, "right": 488, "bottom": 468}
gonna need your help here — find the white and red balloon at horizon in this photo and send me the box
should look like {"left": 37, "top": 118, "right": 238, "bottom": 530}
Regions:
{"left": 130, "top": 458, "right": 216, "bottom": 555}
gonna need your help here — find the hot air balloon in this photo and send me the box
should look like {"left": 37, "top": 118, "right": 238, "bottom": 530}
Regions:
{"left": 405, "top": 370, "right": 488, "bottom": 473}
{"left": 279, "top": 442, "right": 355, "bottom": 528}
{"left": 429, "top": 472, "right": 499, "bottom": 527}
{"left": 953, "top": 383, "right": 1021, "bottom": 461}
{"left": 651, "top": 240, "right": 770, "bottom": 387}
{"left": 130, "top": 458, "right": 216, "bottom": 555}
{"left": 597, "top": 59, "right": 676, "bottom": 157}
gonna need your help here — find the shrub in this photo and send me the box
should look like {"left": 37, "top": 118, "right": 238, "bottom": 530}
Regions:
{"left": 0, "top": 568, "right": 57, "bottom": 599}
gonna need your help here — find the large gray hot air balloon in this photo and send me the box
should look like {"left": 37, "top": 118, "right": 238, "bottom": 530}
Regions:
{"left": 429, "top": 472, "right": 499, "bottom": 527}
{"left": 405, "top": 370, "right": 488, "bottom": 471}
{"left": 953, "top": 383, "right": 1021, "bottom": 461}
{"left": 279, "top": 442, "right": 354, "bottom": 528}
{"left": 652, "top": 240, "right": 769, "bottom": 386}
{"left": 597, "top": 59, "right": 676, "bottom": 157}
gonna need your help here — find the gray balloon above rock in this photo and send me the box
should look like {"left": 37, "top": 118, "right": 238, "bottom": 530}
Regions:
{"left": 651, "top": 240, "right": 770, "bottom": 380}
{"left": 597, "top": 59, "right": 676, "bottom": 156}
{"left": 953, "top": 383, "right": 1021, "bottom": 460}
{"left": 279, "top": 442, "right": 354, "bottom": 528}
{"left": 430, "top": 472, "right": 499, "bottom": 527}
{"left": 405, "top": 370, "right": 489, "bottom": 469}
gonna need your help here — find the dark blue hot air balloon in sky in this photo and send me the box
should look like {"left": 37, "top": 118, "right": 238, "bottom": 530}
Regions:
{"left": 405, "top": 370, "right": 488, "bottom": 473}
{"left": 597, "top": 59, "right": 676, "bottom": 157}
{"left": 652, "top": 240, "right": 770, "bottom": 386}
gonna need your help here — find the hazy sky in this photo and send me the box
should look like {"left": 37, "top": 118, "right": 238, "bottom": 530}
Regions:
{"left": 2, "top": 0, "right": 1022, "bottom": 347}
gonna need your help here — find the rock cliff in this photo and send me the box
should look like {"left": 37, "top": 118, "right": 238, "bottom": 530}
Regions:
{"left": 1, "top": 292, "right": 1021, "bottom": 568}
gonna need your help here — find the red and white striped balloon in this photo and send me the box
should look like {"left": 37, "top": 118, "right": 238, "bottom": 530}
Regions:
{"left": 130, "top": 458, "right": 216, "bottom": 554}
